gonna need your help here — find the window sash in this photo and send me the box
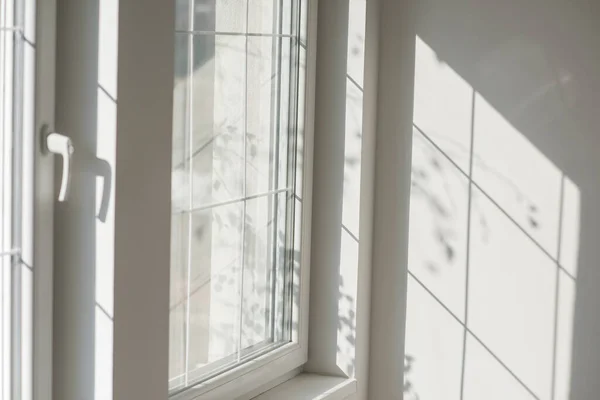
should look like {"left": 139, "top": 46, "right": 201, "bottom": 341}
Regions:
{"left": 166, "top": 0, "right": 317, "bottom": 398}
{"left": 0, "top": 0, "right": 47, "bottom": 398}
{"left": 168, "top": 0, "right": 313, "bottom": 397}
{"left": 1, "top": 0, "right": 23, "bottom": 397}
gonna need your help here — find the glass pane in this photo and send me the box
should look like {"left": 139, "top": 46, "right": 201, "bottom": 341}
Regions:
{"left": 169, "top": 0, "right": 306, "bottom": 393}
{"left": 240, "top": 192, "right": 287, "bottom": 350}
{"left": 187, "top": 202, "right": 243, "bottom": 379}
{"left": 168, "top": 212, "right": 188, "bottom": 388}
{"left": 192, "top": 34, "right": 245, "bottom": 207}
{"left": 175, "top": 0, "right": 191, "bottom": 31}
{"left": 248, "top": 1, "right": 293, "bottom": 35}
{"left": 246, "top": 36, "right": 292, "bottom": 196}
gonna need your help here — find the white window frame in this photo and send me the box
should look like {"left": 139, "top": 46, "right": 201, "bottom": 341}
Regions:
{"left": 169, "top": 1, "right": 318, "bottom": 399}
{"left": 1, "top": 0, "right": 56, "bottom": 398}
{"left": 50, "top": 0, "right": 407, "bottom": 398}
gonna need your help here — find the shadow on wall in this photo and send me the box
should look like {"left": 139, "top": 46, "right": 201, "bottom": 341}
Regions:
{"left": 404, "top": 0, "right": 600, "bottom": 398}
{"left": 168, "top": 0, "right": 368, "bottom": 388}
{"left": 405, "top": 38, "right": 580, "bottom": 400}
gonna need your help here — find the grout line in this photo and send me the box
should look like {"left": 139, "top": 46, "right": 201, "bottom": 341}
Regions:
{"left": 413, "top": 123, "right": 576, "bottom": 281}
{"left": 558, "top": 263, "right": 575, "bottom": 281}
{"left": 95, "top": 302, "right": 113, "bottom": 321}
{"left": 412, "top": 123, "right": 469, "bottom": 177}
{"left": 408, "top": 271, "right": 541, "bottom": 400}
{"left": 98, "top": 84, "right": 117, "bottom": 104}
{"left": 471, "top": 180, "right": 563, "bottom": 268}
{"left": 550, "top": 174, "right": 565, "bottom": 400}
{"left": 468, "top": 328, "right": 541, "bottom": 400}
{"left": 412, "top": 102, "right": 565, "bottom": 400}
{"left": 459, "top": 89, "right": 476, "bottom": 400}
{"left": 412, "top": 123, "right": 534, "bottom": 204}
{"left": 346, "top": 74, "right": 363, "bottom": 93}
{"left": 341, "top": 224, "right": 359, "bottom": 244}
{"left": 408, "top": 270, "right": 463, "bottom": 324}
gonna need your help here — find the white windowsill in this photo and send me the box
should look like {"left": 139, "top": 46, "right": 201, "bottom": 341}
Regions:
{"left": 252, "top": 374, "right": 357, "bottom": 400}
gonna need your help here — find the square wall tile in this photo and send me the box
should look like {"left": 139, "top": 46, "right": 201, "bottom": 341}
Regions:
{"left": 404, "top": 276, "right": 464, "bottom": 400}
{"left": 408, "top": 131, "right": 469, "bottom": 321}
{"left": 468, "top": 187, "right": 556, "bottom": 400}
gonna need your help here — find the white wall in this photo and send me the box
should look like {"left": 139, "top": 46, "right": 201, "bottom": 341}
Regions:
{"left": 404, "top": 1, "right": 600, "bottom": 399}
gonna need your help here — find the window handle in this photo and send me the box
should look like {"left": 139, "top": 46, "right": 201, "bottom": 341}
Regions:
{"left": 45, "top": 132, "right": 74, "bottom": 202}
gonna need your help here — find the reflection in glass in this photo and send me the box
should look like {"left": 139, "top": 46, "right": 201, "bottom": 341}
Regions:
{"left": 169, "top": 0, "right": 306, "bottom": 392}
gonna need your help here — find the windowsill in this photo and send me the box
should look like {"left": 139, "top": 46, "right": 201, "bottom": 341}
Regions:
{"left": 252, "top": 374, "right": 357, "bottom": 400}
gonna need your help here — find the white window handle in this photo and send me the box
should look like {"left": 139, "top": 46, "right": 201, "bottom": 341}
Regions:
{"left": 45, "top": 132, "right": 74, "bottom": 202}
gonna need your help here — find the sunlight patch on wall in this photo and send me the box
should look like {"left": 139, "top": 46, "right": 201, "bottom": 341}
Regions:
{"left": 559, "top": 178, "right": 580, "bottom": 278}
{"left": 405, "top": 276, "right": 464, "bottom": 400}
{"left": 95, "top": 0, "right": 118, "bottom": 398}
{"left": 405, "top": 36, "right": 580, "bottom": 400}
{"left": 554, "top": 269, "right": 576, "bottom": 400}
{"left": 336, "top": 0, "right": 366, "bottom": 378}
{"left": 469, "top": 187, "right": 556, "bottom": 400}
{"left": 473, "top": 93, "right": 562, "bottom": 256}
{"left": 463, "top": 333, "right": 536, "bottom": 400}
{"left": 337, "top": 228, "right": 359, "bottom": 377}
{"left": 413, "top": 36, "right": 472, "bottom": 172}
{"left": 408, "top": 131, "right": 469, "bottom": 321}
